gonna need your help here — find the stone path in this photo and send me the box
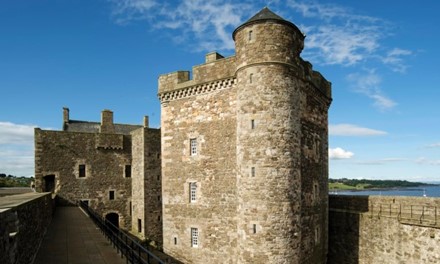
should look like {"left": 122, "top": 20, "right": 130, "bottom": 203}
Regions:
{"left": 34, "top": 206, "right": 127, "bottom": 264}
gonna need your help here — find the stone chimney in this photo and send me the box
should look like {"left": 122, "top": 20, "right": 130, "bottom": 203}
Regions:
{"left": 62, "top": 107, "right": 69, "bottom": 131}
{"left": 143, "top": 116, "right": 149, "bottom": 128}
{"left": 100, "top": 109, "right": 115, "bottom": 133}
{"left": 63, "top": 107, "right": 69, "bottom": 123}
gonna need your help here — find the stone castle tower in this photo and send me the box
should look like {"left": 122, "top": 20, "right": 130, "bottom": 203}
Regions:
{"left": 159, "top": 7, "right": 331, "bottom": 264}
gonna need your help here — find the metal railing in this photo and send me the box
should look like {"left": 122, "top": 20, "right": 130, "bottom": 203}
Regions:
{"left": 370, "top": 203, "right": 438, "bottom": 226}
{"left": 79, "top": 201, "right": 164, "bottom": 264}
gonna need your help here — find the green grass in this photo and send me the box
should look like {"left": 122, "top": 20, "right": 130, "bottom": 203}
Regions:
{"left": 329, "top": 182, "right": 371, "bottom": 190}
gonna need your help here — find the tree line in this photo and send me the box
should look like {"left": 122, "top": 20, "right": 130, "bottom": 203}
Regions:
{"left": 0, "top": 174, "right": 34, "bottom": 187}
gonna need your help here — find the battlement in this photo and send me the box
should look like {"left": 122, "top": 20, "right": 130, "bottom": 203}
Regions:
{"left": 158, "top": 52, "right": 236, "bottom": 99}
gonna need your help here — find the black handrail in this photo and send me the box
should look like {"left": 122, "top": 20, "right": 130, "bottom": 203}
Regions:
{"left": 79, "top": 201, "right": 164, "bottom": 264}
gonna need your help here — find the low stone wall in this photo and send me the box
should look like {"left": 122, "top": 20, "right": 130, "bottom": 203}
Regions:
{"left": 0, "top": 192, "right": 53, "bottom": 264}
{"left": 329, "top": 195, "right": 440, "bottom": 264}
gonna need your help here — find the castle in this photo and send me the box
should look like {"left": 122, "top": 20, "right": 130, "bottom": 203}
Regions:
{"left": 35, "top": 8, "right": 332, "bottom": 264}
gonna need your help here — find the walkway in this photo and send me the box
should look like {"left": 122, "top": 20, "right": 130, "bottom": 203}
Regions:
{"left": 34, "top": 206, "right": 126, "bottom": 264}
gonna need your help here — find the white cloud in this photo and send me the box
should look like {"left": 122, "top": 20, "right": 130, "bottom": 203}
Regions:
{"left": 0, "top": 122, "right": 36, "bottom": 145}
{"left": 0, "top": 122, "right": 37, "bottom": 176}
{"left": 107, "top": 0, "right": 411, "bottom": 74}
{"left": 355, "top": 158, "right": 407, "bottom": 165}
{"left": 382, "top": 48, "right": 412, "bottom": 73}
{"left": 329, "top": 124, "right": 387, "bottom": 136}
{"left": 426, "top": 143, "right": 440, "bottom": 148}
{"left": 415, "top": 157, "right": 440, "bottom": 166}
{"left": 329, "top": 147, "right": 354, "bottom": 159}
{"left": 286, "top": 0, "right": 385, "bottom": 66}
{"left": 109, "top": 0, "right": 251, "bottom": 51}
{"left": 347, "top": 70, "right": 397, "bottom": 111}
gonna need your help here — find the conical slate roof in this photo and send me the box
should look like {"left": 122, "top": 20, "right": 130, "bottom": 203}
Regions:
{"left": 233, "top": 7, "right": 301, "bottom": 40}
{"left": 245, "top": 7, "right": 286, "bottom": 24}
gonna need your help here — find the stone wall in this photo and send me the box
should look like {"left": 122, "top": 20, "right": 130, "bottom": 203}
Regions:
{"left": 0, "top": 192, "right": 53, "bottom": 264}
{"left": 329, "top": 195, "right": 440, "bottom": 264}
{"left": 35, "top": 128, "right": 132, "bottom": 228}
{"left": 131, "top": 127, "right": 162, "bottom": 245}
{"left": 160, "top": 79, "right": 238, "bottom": 263}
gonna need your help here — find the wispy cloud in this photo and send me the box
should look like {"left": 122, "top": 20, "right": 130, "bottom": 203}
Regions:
{"left": 329, "top": 147, "right": 354, "bottom": 160}
{"left": 0, "top": 122, "right": 37, "bottom": 176}
{"left": 415, "top": 157, "right": 440, "bottom": 166}
{"left": 347, "top": 70, "right": 397, "bottom": 111}
{"left": 355, "top": 158, "right": 407, "bottom": 165}
{"left": 381, "top": 48, "right": 412, "bottom": 73}
{"left": 109, "top": 0, "right": 251, "bottom": 51}
{"left": 330, "top": 124, "right": 387, "bottom": 136}
{"left": 107, "top": 0, "right": 412, "bottom": 73}
{"left": 426, "top": 143, "right": 440, "bottom": 148}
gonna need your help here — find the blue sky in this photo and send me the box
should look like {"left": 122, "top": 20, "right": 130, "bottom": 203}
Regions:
{"left": 1, "top": 0, "right": 439, "bottom": 182}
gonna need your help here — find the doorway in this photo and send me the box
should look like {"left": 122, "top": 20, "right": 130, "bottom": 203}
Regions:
{"left": 43, "top": 175, "right": 55, "bottom": 192}
{"left": 105, "top": 212, "right": 119, "bottom": 232}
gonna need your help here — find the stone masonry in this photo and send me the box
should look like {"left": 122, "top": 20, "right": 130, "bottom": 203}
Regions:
{"left": 158, "top": 7, "right": 331, "bottom": 264}
{"left": 329, "top": 195, "right": 440, "bottom": 264}
{"left": 34, "top": 108, "right": 162, "bottom": 244}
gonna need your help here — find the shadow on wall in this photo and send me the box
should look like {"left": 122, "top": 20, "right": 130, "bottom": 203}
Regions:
{"left": 327, "top": 195, "right": 370, "bottom": 264}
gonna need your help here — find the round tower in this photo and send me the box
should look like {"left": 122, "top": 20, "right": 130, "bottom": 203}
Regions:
{"left": 234, "top": 7, "right": 328, "bottom": 263}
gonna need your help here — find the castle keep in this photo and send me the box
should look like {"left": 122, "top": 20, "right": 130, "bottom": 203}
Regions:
{"left": 35, "top": 8, "right": 332, "bottom": 263}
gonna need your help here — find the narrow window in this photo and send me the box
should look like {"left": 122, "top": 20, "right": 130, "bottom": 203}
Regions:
{"left": 190, "top": 138, "right": 197, "bottom": 156}
{"left": 125, "top": 165, "right": 131, "bottom": 178}
{"left": 174, "top": 237, "right": 178, "bottom": 245}
{"left": 249, "top": 73, "right": 253, "bottom": 83}
{"left": 249, "top": 30, "right": 253, "bottom": 41}
{"left": 138, "top": 219, "right": 142, "bottom": 233}
{"left": 157, "top": 174, "right": 160, "bottom": 181}
{"left": 251, "top": 119, "right": 255, "bottom": 129}
{"left": 158, "top": 215, "right": 161, "bottom": 221}
{"left": 253, "top": 224, "right": 257, "bottom": 234}
{"left": 315, "top": 226, "right": 320, "bottom": 245}
{"left": 129, "top": 201, "right": 132, "bottom": 216}
{"left": 109, "top": 190, "right": 115, "bottom": 200}
{"left": 314, "top": 183, "right": 319, "bottom": 200}
{"left": 189, "top": 182, "right": 197, "bottom": 203}
{"left": 251, "top": 167, "right": 255, "bottom": 177}
{"left": 191, "top": 228, "right": 199, "bottom": 247}
{"left": 158, "top": 195, "right": 161, "bottom": 201}
{"left": 79, "top": 164, "right": 86, "bottom": 177}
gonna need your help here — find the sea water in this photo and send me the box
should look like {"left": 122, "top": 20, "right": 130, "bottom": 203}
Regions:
{"left": 330, "top": 185, "right": 440, "bottom": 197}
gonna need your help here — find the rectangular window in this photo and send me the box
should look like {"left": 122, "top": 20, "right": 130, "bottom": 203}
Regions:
{"left": 189, "top": 182, "right": 197, "bottom": 202}
{"left": 251, "top": 119, "right": 255, "bottom": 129}
{"left": 190, "top": 138, "right": 197, "bottom": 156}
{"left": 314, "top": 183, "right": 319, "bottom": 200}
{"left": 79, "top": 164, "right": 86, "bottom": 177}
{"left": 191, "top": 228, "right": 199, "bottom": 247}
{"left": 125, "top": 165, "right": 131, "bottom": 178}
{"left": 253, "top": 224, "right": 257, "bottom": 234}
{"left": 138, "top": 219, "right": 142, "bottom": 233}
{"left": 249, "top": 73, "right": 253, "bottom": 83}
{"left": 251, "top": 167, "right": 255, "bottom": 177}
{"left": 249, "top": 30, "right": 253, "bottom": 41}
{"left": 174, "top": 237, "right": 178, "bottom": 245}
{"left": 315, "top": 226, "right": 320, "bottom": 245}
{"left": 129, "top": 201, "right": 132, "bottom": 216}
{"left": 109, "top": 190, "right": 115, "bottom": 200}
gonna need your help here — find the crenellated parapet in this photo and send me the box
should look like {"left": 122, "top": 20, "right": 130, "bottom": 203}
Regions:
{"left": 158, "top": 53, "right": 236, "bottom": 102}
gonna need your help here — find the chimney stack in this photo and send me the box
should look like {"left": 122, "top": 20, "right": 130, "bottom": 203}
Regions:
{"left": 143, "top": 116, "right": 149, "bottom": 128}
{"left": 100, "top": 109, "right": 115, "bottom": 133}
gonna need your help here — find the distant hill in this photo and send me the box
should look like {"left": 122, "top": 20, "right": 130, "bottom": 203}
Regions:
{"left": 329, "top": 178, "right": 436, "bottom": 190}
{"left": 0, "top": 174, "right": 34, "bottom": 187}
